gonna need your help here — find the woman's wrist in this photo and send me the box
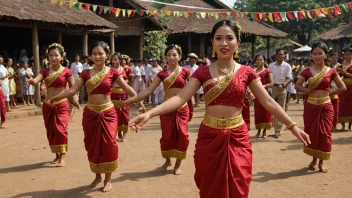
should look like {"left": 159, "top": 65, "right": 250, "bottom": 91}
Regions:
{"left": 286, "top": 122, "right": 297, "bottom": 131}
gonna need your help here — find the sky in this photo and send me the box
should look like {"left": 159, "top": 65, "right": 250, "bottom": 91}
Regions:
{"left": 220, "top": 0, "right": 235, "bottom": 8}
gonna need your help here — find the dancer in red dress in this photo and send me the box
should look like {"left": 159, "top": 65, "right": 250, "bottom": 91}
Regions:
{"left": 124, "top": 45, "right": 191, "bottom": 175}
{"left": 253, "top": 54, "right": 274, "bottom": 138}
{"left": 129, "top": 20, "right": 310, "bottom": 198}
{"left": 51, "top": 41, "right": 145, "bottom": 192}
{"left": 329, "top": 52, "right": 341, "bottom": 131}
{"left": 29, "top": 43, "right": 78, "bottom": 167}
{"left": 296, "top": 42, "right": 345, "bottom": 173}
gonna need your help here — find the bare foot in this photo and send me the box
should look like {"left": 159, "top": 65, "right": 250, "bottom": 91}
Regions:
{"left": 102, "top": 180, "right": 112, "bottom": 192}
{"left": 308, "top": 161, "right": 317, "bottom": 170}
{"left": 90, "top": 177, "right": 102, "bottom": 188}
{"left": 255, "top": 132, "right": 260, "bottom": 138}
{"left": 57, "top": 159, "right": 65, "bottom": 167}
{"left": 174, "top": 168, "right": 182, "bottom": 175}
{"left": 319, "top": 166, "right": 329, "bottom": 173}
{"left": 262, "top": 132, "right": 267, "bottom": 139}
{"left": 161, "top": 161, "right": 172, "bottom": 170}
{"left": 51, "top": 155, "right": 60, "bottom": 164}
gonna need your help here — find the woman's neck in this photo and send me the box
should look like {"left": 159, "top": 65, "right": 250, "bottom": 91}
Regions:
{"left": 51, "top": 64, "right": 60, "bottom": 70}
{"left": 112, "top": 64, "right": 120, "bottom": 69}
{"left": 344, "top": 60, "right": 352, "bottom": 65}
{"left": 256, "top": 65, "right": 264, "bottom": 71}
{"left": 95, "top": 64, "right": 105, "bottom": 70}
{"left": 216, "top": 58, "right": 234, "bottom": 68}
{"left": 313, "top": 63, "right": 325, "bottom": 69}
{"left": 167, "top": 64, "right": 177, "bottom": 70}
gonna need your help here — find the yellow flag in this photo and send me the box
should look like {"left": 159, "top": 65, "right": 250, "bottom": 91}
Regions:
{"left": 301, "top": 10, "right": 306, "bottom": 17}
{"left": 259, "top": 13, "right": 263, "bottom": 20}
{"left": 69, "top": 1, "right": 74, "bottom": 8}
{"left": 200, "top": 12, "right": 206, "bottom": 18}
{"left": 184, "top": 12, "right": 188, "bottom": 18}
{"left": 50, "top": 0, "right": 58, "bottom": 4}
{"left": 268, "top": 13, "right": 273, "bottom": 22}
{"left": 59, "top": 0, "right": 64, "bottom": 6}
{"left": 115, "top": 9, "right": 121, "bottom": 17}
{"left": 175, "top": 11, "right": 180, "bottom": 17}
{"left": 166, "top": 11, "right": 171, "bottom": 16}
{"left": 79, "top": 3, "right": 82, "bottom": 9}
{"left": 307, "top": 11, "right": 312, "bottom": 18}
{"left": 324, "top": 8, "right": 329, "bottom": 14}
{"left": 127, "top": 10, "right": 132, "bottom": 17}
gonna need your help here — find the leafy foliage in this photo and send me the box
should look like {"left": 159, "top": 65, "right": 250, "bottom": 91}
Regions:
{"left": 143, "top": 31, "right": 168, "bottom": 59}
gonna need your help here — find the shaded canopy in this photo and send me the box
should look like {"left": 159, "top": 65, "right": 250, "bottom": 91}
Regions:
{"left": 318, "top": 23, "right": 352, "bottom": 40}
{"left": 135, "top": 0, "right": 287, "bottom": 38}
{"left": 0, "top": 0, "right": 117, "bottom": 29}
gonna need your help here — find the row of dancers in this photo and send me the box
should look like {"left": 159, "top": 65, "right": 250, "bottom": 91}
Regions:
{"left": 21, "top": 19, "right": 348, "bottom": 198}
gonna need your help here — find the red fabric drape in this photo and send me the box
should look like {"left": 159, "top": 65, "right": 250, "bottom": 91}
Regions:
{"left": 254, "top": 98, "right": 272, "bottom": 129}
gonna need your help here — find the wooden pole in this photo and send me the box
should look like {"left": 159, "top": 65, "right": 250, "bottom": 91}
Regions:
{"left": 251, "top": 35, "right": 256, "bottom": 60}
{"left": 188, "top": 34, "right": 192, "bottom": 54}
{"left": 83, "top": 29, "right": 88, "bottom": 56}
{"left": 32, "top": 22, "right": 41, "bottom": 106}
{"left": 110, "top": 32, "right": 115, "bottom": 54}
{"left": 200, "top": 34, "right": 205, "bottom": 58}
{"left": 267, "top": 37, "right": 270, "bottom": 59}
{"left": 139, "top": 34, "right": 144, "bottom": 59}
{"left": 57, "top": 32, "right": 62, "bottom": 44}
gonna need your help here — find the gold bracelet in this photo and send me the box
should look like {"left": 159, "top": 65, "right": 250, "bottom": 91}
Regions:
{"left": 286, "top": 122, "right": 297, "bottom": 130}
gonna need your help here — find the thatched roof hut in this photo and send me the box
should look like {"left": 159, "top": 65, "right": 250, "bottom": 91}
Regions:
{"left": 0, "top": 0, "right": 117, "bottom": 30}
{"left": 318, "top": 23, "right": 352, "bottom": 40}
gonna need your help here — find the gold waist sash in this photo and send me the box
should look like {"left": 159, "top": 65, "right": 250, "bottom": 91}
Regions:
{"left": 343, "top": 78, "right": 352, "bottom": 85}
{"left": 86, "top": 102, "right": 114, "bottom": 113}
{"left": 307, "top": 96, "right": 331, "bottom": 105}
{"left": 330, "top": 94, "right": 339, "bottom": 100}
{"left": 112, "top": 87, "right": 125, "bottom": 93}
{"left": 163, "top": 97, "right": 187, "bottom": 109}
{"left": 44, "top": 98, "right": 67, "bottom": 105}
{"left": 202, "top": 114, "right": 244, "bottom": 129}
{"left": 112, "top": 100, "right": 124, "bottom": 109}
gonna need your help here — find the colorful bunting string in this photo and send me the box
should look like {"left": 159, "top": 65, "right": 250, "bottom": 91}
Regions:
{"left": 41, "top": 0, "right": 352, "bottom": 23}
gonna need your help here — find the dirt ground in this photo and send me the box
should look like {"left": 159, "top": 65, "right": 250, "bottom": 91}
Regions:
{"left": 0, "top": 101, "right": 352, "bottom": 198}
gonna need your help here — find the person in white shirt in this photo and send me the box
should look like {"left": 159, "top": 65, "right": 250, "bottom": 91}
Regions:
{"left": 82, "top": 56, "right": 91, "bottom": 70}
{"left": 185, "top": 53, "right": 202, "bottom": 106}
{"left": 70, "top": 55, "right": 84, "bottom": 103}
{"left": 143, "top": 58, "right": 153, "bottom": 103}
{"left": 150, "top": 59, "right": 164, "bottom": 106}
{"left": 268, "top": 48, "right": 292, "bottom": 138}
{"left": 0, "top": 56, "right": 10, "bottom": 111}
{"left": 133, "top": 60, "right": 146, "bottom": 93}
{"left": 18, "top": 61, "right": 34, "bottom": 105}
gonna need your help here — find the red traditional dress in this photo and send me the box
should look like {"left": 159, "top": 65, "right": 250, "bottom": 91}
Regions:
{"left": 337, "top": 64, "right": 352, "bottom": 123}
{"left": 39, "top": 66, "right": 71, "bottom": 153}
{"left": 190, "top": 63, "right": 259, "bottom": 198}
{"left": 124, "top": 66, "right": 134, "bottom": 86}
{"left": 156, "top": 66, "right": 190, "bottom": 160}
{"left": 111, "top": 67, "right": 130, "bottom": 133}
{"left": 78, "top": 66, "right": 120, "bottom": 173}
{"left": 0, "top": 90, "right": 6, "bottom": 124}
{"left": 242, "top": 96, "right": 250, "bottom": 126}
{"left": 254, "top": 68, "right": 273, "bottom": 130}
{"left": 299, "top": 67, "right": 338, "bottom": 160}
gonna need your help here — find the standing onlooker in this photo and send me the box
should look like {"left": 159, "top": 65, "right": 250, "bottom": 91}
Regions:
{"left": 18, "top": 61, "right": 34, "bottom": 105}
{"left": 0, "top": 55, "right": 7, "bottom": 126}
{"left": 143, "top": 58, "right": 152, "bottom": 103}
{"left": 5, "top": 58, "right": 17, "bottom": 109}
{"left": 70, "top": 55, "right": 83, "bottom": 103}
{"left": 150, "top": 58, "right": 163, "bottom": 106}
{"left": 133, "top": 60, "right": 146, "bottom": 94}
{"left": 18, "top": 49, "right": 29, "bottom": 63}
{"left": 0, "top": 56, "right": 10, "bottom": 112}
{"left": 185, "top": 53, "right": 202, "bottom": 106}
{"left": 268, "top": 48, "right": 292, "bottom": 138}
{"left": 82, "top": 56, "right": 91, "bottom": 70}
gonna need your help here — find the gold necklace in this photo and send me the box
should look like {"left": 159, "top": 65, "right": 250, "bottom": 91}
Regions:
{"left": 167, "top": 65, "right": 179, "bottom": 75}
{"left": 92, "top": 65, "right": 105, "bottom": 76}
{"left": 50, "top": 65, "right": 61, "bottom": 75}
{"left": 216, "top": 62, "right": 234, "bottom": 75}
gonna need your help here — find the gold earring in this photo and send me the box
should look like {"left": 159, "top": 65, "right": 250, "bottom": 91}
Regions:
{"left": 212, "top": 48, "right": 216, "bottom": 58}
{"left": 234, "top": 48, "right": 239, "bottom": 59}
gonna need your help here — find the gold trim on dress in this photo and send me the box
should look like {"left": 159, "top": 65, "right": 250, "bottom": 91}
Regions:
{"left": 44, "top": 98, "right": 68, "bottom": 105}
{"left": 338, "top": 116, "right": 352, "bottom": 123}
{"left": 50, "top": 144, "right": 68, "bottom": 153}
{"left": 248, "top": 78, "right": 260, "bottom": 87}
{"left": 163, "top": 97, "right": 187, "bottom": 109}
{"left": 255, "top": 123, "right": 272, "bottom": 130}
{"left": 86, "top": 66, "right": 110, "bottom": 95}
{"left": 89, "top": 160, "right": 118, "bottom": 173}
{"left": 307, "top": 96, "right": 331, "bottom": 105}
{"left": 298, "top": 75, "right": 305, "bottom": 81}
{"left": 330, "top": 95, "right": 339, "bottom": 100}
{"left": 163, "top": 66, "right": 181, "bottom": 91}
{"left": 86, "top": 102, "right": 114, "bottom": 113}
{"left": 307, "top": 66, "right": 329, "bottom": 90}
{"left": 343, "top": 78, "right": 352, "bottom": 85}
{"left": 204, "top": 74, "right": 234, "bottom": 106}
{"left": 189, "top": 77, "right": 201, "bottom": 88}
{"left": 161, "top": 150, "right": 187, "bottom": 160}
{"left": 45, "top": 66, "right": 65, "bottom": 88}
{"left": 118, "top": 125, "right": 130, "bottom": 133}
{"left": 112, "top": 87, "right": 124, "bottom": 93}
{"left": 112, "top": 100, "right": 124, "bottom": 109}
{"left": 303, "top": 146, "right": 331, "bottom": 160}
{"left": 202, "top": 114, "right": 244, "bottom": 129}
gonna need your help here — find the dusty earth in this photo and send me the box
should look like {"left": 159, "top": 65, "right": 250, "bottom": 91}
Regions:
{"left": 0, "top": 102, "right": 352, "bottom": 198}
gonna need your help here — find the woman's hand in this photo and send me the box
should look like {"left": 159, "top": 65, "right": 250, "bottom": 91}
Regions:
{"left": 128, "top": 112, "right": 151, "bottom": 132}
{"left": 290, "top": 126, "right": 311, "bottom": 146}
{"left": 138, "top": 103, "right": 146, "bottom": 114}
{"left": 27, "top": 79, "right": 35, "bottom": 85}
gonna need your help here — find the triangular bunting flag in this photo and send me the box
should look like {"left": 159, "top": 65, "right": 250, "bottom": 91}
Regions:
{"left": 149, "top": 10, "right": 154, "bottom": 15}
{"left": 111, "top": 8, "right": 117, "bottom": 15}
{"left": 341, "top": 4, "right": 348, "bottom": 12}
{"left": 297, "top": 11, "right": 303, "bottom": 20}
{"left": 348, "top": 2, "right": 352, "bottom": 10}
{"left": 84, "top": 4, "right": 90, "bottom": 11}
{"left": 140, "top": 10, "right": 145, "bottom": 16}
{"left": 73, "top": 2, "right": 80, "bottom": 9}
{"left": 115, "top": 9, "right": 121, "bottom": 17}
{"left": 79, "top": 3, "right": 82, "bottom": 9}
{"left": 132, "top": 10, "right": 136, "bottom": 16}
{"left": 326, "top": 8, "right": 332, "bottom": 18}
{"left": 127, "top": 10, "right": 133, "bottom": 17}
{"left": 280, "top": 12, "right": 287, "bottom": 21}
{"left": 200, "top": 12, "right": 206, "bottom": 19}
{"left": 184, "top": 12, "right": 188, "bottom": 18}
{"left": 189, "top": 12, "right": 193, "bottom": 18}
{"left": 218, "top": 13, "right": 222, "bottom": 18}
{"left": 321, "top": 8, "right": 327, "bottom": 14}
{"left": 287, "top": 12, "right": 293, "bottom": 20}
{"left": 145, "top": 10, "right": 149, "bottom": 15}
{"left": 293, "top": 11, "right": 298, "bottom": 19}
{"left": 108, "top": 7, "right": 113, "bottom": 14}
{"left": 334, "top": 5, "right": 341, "bottom": 16}
{"left": 262, "top": 13, "right": 266, "bottom": 21}
{"left": 259, "top": 13, "right": 263, "bottom": 20}
{"left": 254, "top": 12, "right": 259, "bottom": 21}
{"left": 312, "top": 9, "right": 318, "bottom": 18}
{"left": 92, "top": 5, "right": 97, "bottom": 13}
{"left": 122, "top": 9, "right": 126, "bottom": 17}
{"left": 59, "top": 0, "right": 64, "bottom": 6}
{"left": 306, "top": 11, "right": 312, "bottom": 19}
{"left": 249, "top": 13, "right": 254, "bottom": 20}
{"left": 241, "top": 12, "right": 247, "bottom": 19}
{"left": 224, "top": 12, "right": 228, "bottom": 19}
{"left": 268, "top": 13, "right": 273, "bottom": 22}
{"left": 301, "top": 10, "right": 306, "bottom": 18}
{"left": 99, "top": 6, "right": 104, "bottom": 14}
{"left": 103, "top": 6, "right": 109, "bottom": 14}
{"left": 69, "top": 1, "right": 74, "bottom": 8}
{"left": 50, "top": 0, "right": 58, "bottom": 5}
{"left": 232, "top": 12, "right": 237, "bottom": 18}
{"left": 136, "top": 10, "right": 141, "bottom": 16}
{"left": 206, "top": 13, "right": 211, "bottom": 19}
{"left": 227, "top": 12, "right": 232, "bottom": 19}
{"left": 166, "top": 11, "right": 171, "bottom": 16}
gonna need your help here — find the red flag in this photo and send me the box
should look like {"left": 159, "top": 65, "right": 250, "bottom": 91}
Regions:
{"left": 99, "top": 6, "right": 104, "bottom": 14}
{"left": 348, "top": 2, "right": 352, "bottom": 10}
{"left": 231, "top": 12, "right": 237, "bottom": 17}
{"left": 262, "top": 13, "right": 266, "bottom": 21}
{"left": 218, "top": 13, "right": 222, "bottom": 18}
{"left": 132, "top": 10, "right": 136, "bottom": 16}
{"left": 224, "top": 12, "right": 228, "bottom": 19}
{"left": 111, "top": 8, "right": 117, "bottom": 14}
{"left": 327, "top": 8, "right": 332, "bottom": 18}
{"left": 84, "top": 4, "right": 90, "bottom": 11}
{"left": 287, "top": 12, "right": 293, "bottom": 20}
{"left": 189, "top": 12, "right": 193, "bottom": 17}
{"left": 242, "top": 12, "right": 247, "bottom": 19}
{"left": 206, "top": 13, "right": 211, "bottom": 19}
{"left": 140, "top": 10, "right": 145, "bottom": 16}
{"left": 334, "top": 5, "right": 341, "bottom": 16}
{"left": 254, "top": 12, "right": 259, "bottom": 21}
{"left": 297, "top": 11, "right": 303, "bottom": 20}
{"left": 149, "top": 10, "right": 154, "bottom": 15}
{"left": 312, "top": 10, "right": 318, "bottom": 18}
{"left": 108, "top": 7, "right": 113, "bottom": 14}
{"left": 273, "top": 12, "right": 282, "bottom": 21}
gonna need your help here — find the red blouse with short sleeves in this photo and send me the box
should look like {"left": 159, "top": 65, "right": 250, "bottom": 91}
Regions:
{"left": 157, "top": 67, "right": 190, "bottom": 89}
{"left": 257, "top": 68, "right": 272, "bottom": 85}
{"left": 39, "top": 67, "right": 73, "bottom": 88}
{"left": 299, "top": 67, "right": 338, "bottom": 91}
{"left": 191, "top": 65, "right": 259, "bottom": 108}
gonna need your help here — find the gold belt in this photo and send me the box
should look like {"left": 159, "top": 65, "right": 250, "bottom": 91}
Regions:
{"left": 163, "top": 97, "right": 187, "bottom": 109}
{"left": 330, "top": 95, "right": 339, "bottom": 100}
{"left": 86, "top": 102, "right": 114, "bottom": 113}
{"left": 44, "top": 98, "right": 67, "bottom": 105}
{"left": 112, "top": 100, "right": 124, "bottom": 109}
{"left": 112, "top": 87, "right": 124, "bottom": 93}
{"left": 307, "top": 96, "right": 331, "bottom": 105}
{"left": 343, "top": 78, "right": 352, "bottom": 85}
{"left": 202, "top": 114, "right": 244, "bottom": 129}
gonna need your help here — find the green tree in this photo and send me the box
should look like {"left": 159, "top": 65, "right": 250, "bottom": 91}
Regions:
{"left": 143, "top": 31, "right": 168, "bottom": 59}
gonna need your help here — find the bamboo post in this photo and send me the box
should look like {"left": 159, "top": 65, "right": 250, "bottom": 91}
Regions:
{"left": 251, "top": 35, "right": 256, "bottom": 60}
{"left": 139, "top": 34, "right": 144, "bottom": 59}
{"left": 57, "top": 31, "right": 62, "bottom": 44}
{"left": 32, "top": 22, "right": 41, "bottom": 106}
{"left": 83, "top": 29, "right": 88, "bottom": 56}
{"left": 110, "top": 31, "right": 115, "bottom": 54}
